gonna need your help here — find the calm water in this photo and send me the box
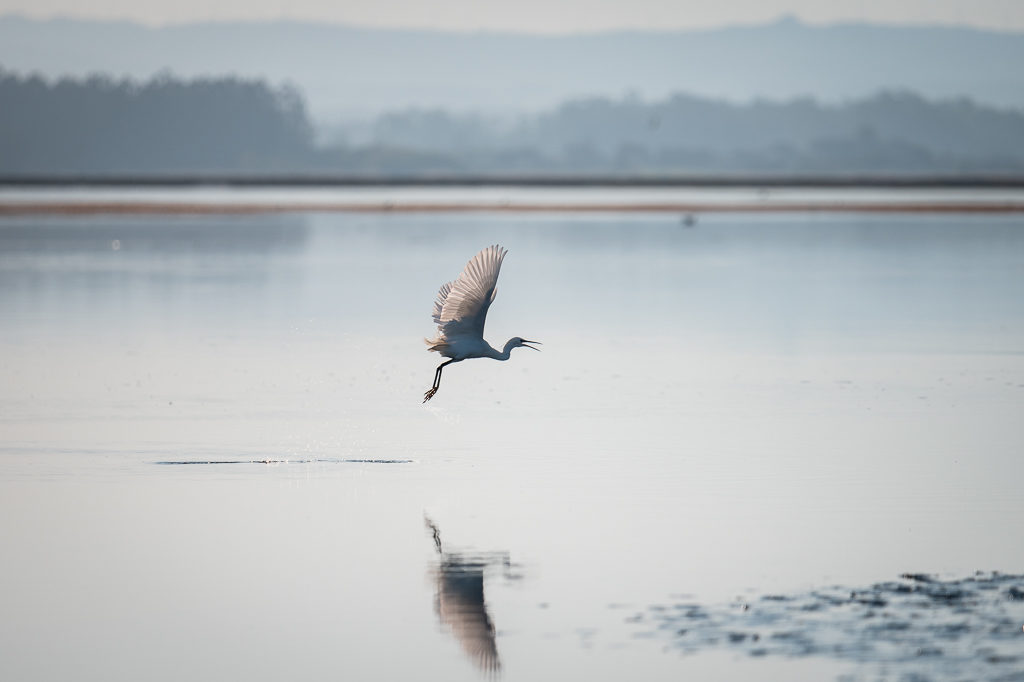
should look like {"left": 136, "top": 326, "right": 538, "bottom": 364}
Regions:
{"left": 1, "top": 202, "right": 1023, "bottom": 681}
{"left": 3, "top": 184, "right": 1024, "bottom": 208}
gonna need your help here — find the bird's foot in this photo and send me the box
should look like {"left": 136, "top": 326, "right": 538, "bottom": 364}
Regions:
{"left": 423, "top": 387, "right": 438, "bottom": 403}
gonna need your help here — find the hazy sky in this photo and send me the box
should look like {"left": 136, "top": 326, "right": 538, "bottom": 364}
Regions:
{"left": 3, "top": 0, "right": 1024, "bottom": 33}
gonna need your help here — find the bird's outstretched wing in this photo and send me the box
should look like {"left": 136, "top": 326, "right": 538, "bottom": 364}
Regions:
{"left": 432, "top": 245, "right": 507, "bottom": 341}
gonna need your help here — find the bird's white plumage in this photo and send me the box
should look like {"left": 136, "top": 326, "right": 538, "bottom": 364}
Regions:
{"left": 423, "top": 244, "right": 537, "bottom": 401}
{"left": 429, "top": 244, "right": 507, "bottom": 346}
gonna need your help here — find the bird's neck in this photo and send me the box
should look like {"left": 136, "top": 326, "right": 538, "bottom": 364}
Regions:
{"left": 486, "top": 339, "right": 517, "bottom": 361}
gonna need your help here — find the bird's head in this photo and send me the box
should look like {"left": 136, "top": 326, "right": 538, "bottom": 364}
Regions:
{"left": 511, "top": 337, "right": 542, "bottom": 352}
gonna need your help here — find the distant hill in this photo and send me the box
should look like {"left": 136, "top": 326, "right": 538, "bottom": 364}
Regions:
{"left": 359, "top": 91, "right": 1024, "bottom": 173}
{"left": 2, "top": 69, "right": 1023, "bottom": 176}
{"left": 2, "top": 14, "right": 1024, "bottom": 121}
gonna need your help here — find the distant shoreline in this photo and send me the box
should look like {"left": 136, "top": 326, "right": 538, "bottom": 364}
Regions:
{"left": 3, "top": 201, "right": 1023, "bottom": 215}
{"left": 3, "top": 174, "right": 1024, "bottom": 188}
{"left": 5, "top": 175, "right": 1024, "bottom": 214}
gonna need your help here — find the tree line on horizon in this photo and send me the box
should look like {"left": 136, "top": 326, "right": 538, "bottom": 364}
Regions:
{"left": 2, "top": 68, "right": 1024, "bottom": 175}
{"left": 0, "top": 69, "right": 314, "bottom": 173}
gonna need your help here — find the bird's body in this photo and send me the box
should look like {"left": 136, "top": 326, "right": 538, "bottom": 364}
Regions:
{"left": 423, "top": 244, "right": 539, "bottom": 402}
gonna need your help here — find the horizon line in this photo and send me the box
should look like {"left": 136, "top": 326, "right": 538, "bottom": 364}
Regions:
{"left": 3, "top": 173, "right": 1024, "bottom": 188}
{"left": 2, "top": 11, "right": 1022, "bottom": 38}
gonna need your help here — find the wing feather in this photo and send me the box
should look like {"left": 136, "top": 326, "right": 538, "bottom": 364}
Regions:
{"left": 430, "top": 245, "right": 507, "bottom": 342}
{"left": 432, "top": 282, "right": 453, "bottom": 325}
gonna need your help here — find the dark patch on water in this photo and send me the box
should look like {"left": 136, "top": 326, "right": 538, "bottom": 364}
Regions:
{"left": 155, "top": 458, "right": 413, "bottom": 465}
{"left": 634, "top": 572, "right": 1024, "bottom": 681}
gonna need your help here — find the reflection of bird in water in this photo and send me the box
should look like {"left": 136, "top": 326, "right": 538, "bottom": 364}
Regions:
{"left": 425, "top": 517, "right": 519, "bottom": 675}
{"left": 436, "top": 556, "right": 501, "bottom": 674}
{"left": 423, "top": 245, "right": 540, "bottom": 402}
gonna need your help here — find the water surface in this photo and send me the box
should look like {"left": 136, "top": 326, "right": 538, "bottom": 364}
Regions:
{"left": 1, "top": 204, "right": 1023, "bottom": 681}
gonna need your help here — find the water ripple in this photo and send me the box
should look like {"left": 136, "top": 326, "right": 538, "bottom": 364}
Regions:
{"left": 632, "top": 572, "right": 1024, "bottom": 681}
{"left": 155, "top": 458, "right": 414, "bottom": 465}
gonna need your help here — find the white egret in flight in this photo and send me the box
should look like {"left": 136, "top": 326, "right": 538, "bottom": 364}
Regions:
{"left": 423, "top": 244, "right": 540, "bottom": 402}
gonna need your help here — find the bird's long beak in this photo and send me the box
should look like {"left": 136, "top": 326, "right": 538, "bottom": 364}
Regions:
{"left": 522, "top": 339, "right": 542, "bottom": 351}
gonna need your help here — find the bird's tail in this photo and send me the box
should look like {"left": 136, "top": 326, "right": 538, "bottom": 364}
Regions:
{"left": 424, "top": 336, "right": 449, "bottom": 353}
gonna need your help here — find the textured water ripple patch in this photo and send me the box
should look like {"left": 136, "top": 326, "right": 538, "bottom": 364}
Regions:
{"left": 633, "top": 572, "right": 1024, "bottom": 680}
{"left": 155, "top": 458, "right": 414, "bottom": 465}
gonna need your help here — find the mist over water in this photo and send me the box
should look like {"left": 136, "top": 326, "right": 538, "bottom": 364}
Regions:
{"left": 1, "top": 203, "right": 1023, "bottom": 680}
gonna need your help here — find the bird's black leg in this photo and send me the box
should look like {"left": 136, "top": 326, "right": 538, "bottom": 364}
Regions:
{"left": 424, "top": 360, "right": 455, "bottom": 402}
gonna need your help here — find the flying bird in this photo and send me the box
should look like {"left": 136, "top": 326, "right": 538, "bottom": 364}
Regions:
{"left": 423, "top": 244, "right": 539, "bottom": 402}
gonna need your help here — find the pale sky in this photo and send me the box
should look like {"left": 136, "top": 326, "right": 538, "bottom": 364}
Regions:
{"left": 3, "top": 0, "right": 1024, "bottom": 33}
